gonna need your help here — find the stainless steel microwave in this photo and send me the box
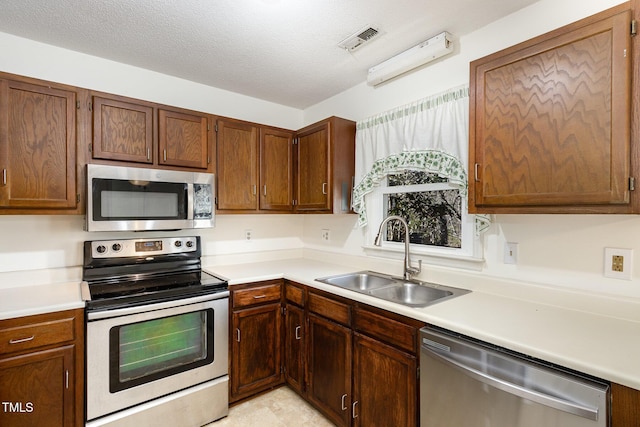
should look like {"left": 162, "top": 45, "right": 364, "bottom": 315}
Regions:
{"left": 86, "top": 164, "right": 214, "bottom": 232}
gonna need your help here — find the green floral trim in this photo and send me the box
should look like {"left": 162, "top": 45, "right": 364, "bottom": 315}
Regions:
{"left": 352, "top": 150, "right": 491, "bottom": 235}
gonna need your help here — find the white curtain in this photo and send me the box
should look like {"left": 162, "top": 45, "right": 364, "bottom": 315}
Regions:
{"left": 352, "top": 85, "right": 491, "bottom": 234}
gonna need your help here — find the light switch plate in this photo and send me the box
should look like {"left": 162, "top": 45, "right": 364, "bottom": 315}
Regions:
{"left": 504, "top": 242, "right": 518, "bottom": 265}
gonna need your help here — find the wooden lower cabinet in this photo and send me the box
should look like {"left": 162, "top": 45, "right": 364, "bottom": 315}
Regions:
{"left": 352, "top": 333, "right": 417, "bottom": 427}
{"left": 307, "top": 313, "right": 353, "bottom": 427}
{"left": 293, "top": 285, "right": 421, "bottom": 427}
{"left": 612, "top": 382, "right": 640, "bottom": 426}
{"left": 284, "top": 303, "right": 305, "bottom": 395}
{"left": 0, "top": 309, "right": 84, "bottom": 427}
{"left": 230, "top": 281, "right": 284, "bottom": 403}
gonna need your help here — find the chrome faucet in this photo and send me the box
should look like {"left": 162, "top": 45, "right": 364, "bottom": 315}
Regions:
{"left": 374, "top": 215, "right": 422, "bottom": 280}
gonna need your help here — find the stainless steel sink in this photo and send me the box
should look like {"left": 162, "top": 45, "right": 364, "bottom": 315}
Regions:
{"left": 316, "top": 271, "right": 397, "bottom": 291}
{"left": 315, "top": 271, "right": 470, "bottom": 308}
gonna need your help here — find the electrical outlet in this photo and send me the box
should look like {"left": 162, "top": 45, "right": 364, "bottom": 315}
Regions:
{"left": 604, "top": 248, "right": 632, "bottom": 280}
{"left": 504, "top": 242, "right": 518, "bottom": 264}
{"left": 245, "top": 229, "right": 252, "bottom": 242}
{"left": 321, "top": 229, "right": 330, "bottom": 242}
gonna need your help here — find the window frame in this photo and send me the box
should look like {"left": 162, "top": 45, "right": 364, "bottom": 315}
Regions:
{"left": 363, "top": 173, "right": 483, "bottom": 267}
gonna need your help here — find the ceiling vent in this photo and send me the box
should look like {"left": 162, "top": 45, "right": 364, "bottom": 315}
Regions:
{"left": 338, "top": 26, "right": 383, "bottom": 51}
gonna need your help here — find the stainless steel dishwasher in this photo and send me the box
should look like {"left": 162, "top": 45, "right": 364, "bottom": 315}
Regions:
{"left": 420, "top": 326, "right": 610, "bottom": 427}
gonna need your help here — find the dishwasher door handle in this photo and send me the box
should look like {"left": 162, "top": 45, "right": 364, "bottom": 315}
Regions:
{"left": 423, "top": 346, "right": 599, "bottom": 421}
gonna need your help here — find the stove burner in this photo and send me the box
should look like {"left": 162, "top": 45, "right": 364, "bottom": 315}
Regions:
{"left": 82, "top": 236, "right": 227, "bottom": 312}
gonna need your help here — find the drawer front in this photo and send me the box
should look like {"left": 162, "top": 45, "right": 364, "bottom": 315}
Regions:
{"left": 0, "top": 316, "right": 76, "bottom": 355}
{"left": 308, "top": 291, "right": 351, "bottom": 326}
{"left": 233, "top": 283, "right": 282, "bottom": 308}
{"left": 285, "top": 282, "right": 305, "bottom": 306}
{"left": 354, "top": 307, "right": 418, "bottom": 354}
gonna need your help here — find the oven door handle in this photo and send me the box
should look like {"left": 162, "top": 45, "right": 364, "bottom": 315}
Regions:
{"left": 86, "top": 291, "right": 229, "bottom": 320}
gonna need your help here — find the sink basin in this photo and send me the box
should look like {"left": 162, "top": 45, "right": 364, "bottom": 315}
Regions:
{"left": 369, "top": 282, "right": 453, "bottom": 307}
{"left": 315, "top": 271, "right": 470, "bottom": 308}
{"left": 316, "top": 271, "right": 397, "bottom": 291}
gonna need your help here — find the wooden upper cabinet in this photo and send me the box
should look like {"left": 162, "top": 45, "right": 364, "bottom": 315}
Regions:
{"left": 469, "top": 5, "right": 632, "bottom": 213}
{"left": 295, "top": 117, "right": 355, "bottom": 213}
{"left": 158, "top": 108, "right": 209, "bottom": 169}
{"left": 216, "top": 119, "right": 259, "bottom": 210}
{"left": 296, "top": 121, "right": 330, "bottom": 211}
{"left": 91, "top": 93, "right": 211, "bottom": 171}
{"left": 92, "top": 96, "right": 154, "bottom": 164}
{"left": 260, "top": 127, "right": 294, "bottom": 211}
{"left": 0, "top": 79, "right": 78, "bottom": 210}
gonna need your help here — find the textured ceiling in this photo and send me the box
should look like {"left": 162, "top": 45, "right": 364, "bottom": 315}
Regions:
{"left": 0, "top": 0, "right": 540, "bottom": 108}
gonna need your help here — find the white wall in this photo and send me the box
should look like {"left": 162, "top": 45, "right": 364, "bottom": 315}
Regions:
{"left": 2, "top": 0, "right": 639, "bottom": 302}
{"left": 301, "top": 0, "right": 640, "bottom": 299}
{"left": 0, "top": 32, "right": 303, "bottom": 129}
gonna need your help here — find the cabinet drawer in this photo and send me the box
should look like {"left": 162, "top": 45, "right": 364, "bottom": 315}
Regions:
{"left": 233, "top": 282, "right": 282, "bottom": 308}
{"left": 0, "top": 315, "right": 76, "bottom": 355}
{"left": 308, "top": 291, "right": 351, "bottom": 326}
{"left": 285, "top": 282, "right": 305, "bottom": 306}
{"left": 354, "top": 307, "right": 419, "bottom": 354}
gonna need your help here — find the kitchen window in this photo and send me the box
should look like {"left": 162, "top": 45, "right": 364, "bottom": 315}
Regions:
{"left": 364, "top": 169, "right": 482, "bottom": 265}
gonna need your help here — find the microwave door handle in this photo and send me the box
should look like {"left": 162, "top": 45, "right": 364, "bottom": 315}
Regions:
{"left": 423, "top": 346, "right": 599, "bottom": 421}
{"left": 187, "top": 183, "right": 194, "bottom": 221}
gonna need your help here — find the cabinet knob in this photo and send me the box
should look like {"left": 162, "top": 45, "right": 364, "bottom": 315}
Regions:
{"left": 352, "top": 401, "right": 359, "bottom": 419}
{"left": 2, "top": 168, "right": 6, "bottom": 186}
{"left": 322, "top": 182, "right": 328, "bottom": 195}
{"left": 295, "top": 325, "right": 301, "bottom": 340}
{"left": 341, "top": 393, "right": 347, "bottom": 411}
{"left": 236, "top": 328, "right": 241, "bottom": 342}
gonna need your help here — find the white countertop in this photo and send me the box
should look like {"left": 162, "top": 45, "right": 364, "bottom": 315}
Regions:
{"left": 0, "top": 281, "right": 84, "bottom": 320}
{"left": 205, "top": 258, "right": 640, "bottom": 391}
{"left": 2, "top": 256, "right": 638, "bottom": 391}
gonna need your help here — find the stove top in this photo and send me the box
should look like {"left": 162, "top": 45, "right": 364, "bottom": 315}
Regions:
{"left": 82, "top": 236, "right": 227, "bottom": 312}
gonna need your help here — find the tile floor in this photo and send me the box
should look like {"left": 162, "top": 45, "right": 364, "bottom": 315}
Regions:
{"left": 206, "top": 387, "right": 335, "bottom": 427}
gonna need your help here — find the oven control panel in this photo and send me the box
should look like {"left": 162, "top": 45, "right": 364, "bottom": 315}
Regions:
{"left": 90, "top": 237, "right": 198, "bottom": 258}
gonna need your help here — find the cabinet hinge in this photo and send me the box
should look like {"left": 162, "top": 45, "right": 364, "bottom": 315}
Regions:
{"left": 632, "top": 20, "right": 637, "bottom": 36}
{"left": 76, "top": 101, "right": 80, "bottom": 109}
{"left": 76, "top": 194, "right": 80, "bottom": 203}
{"left": 281, "top": 306, "right": 287, "bottom": 316}
{"left": 215, "top": 124, "right": 218, "bottom": 132}
{"left": 88, "top": 143, "right": 93, "bottom": 153}
{"left": 630, "top": 177, "right": 635, "bottom": 191}
{"left": 88, "top": 102, "right": 93, "bottom": 112}
{"left": 207, "top": 123, "right": 210, "bottom": 131}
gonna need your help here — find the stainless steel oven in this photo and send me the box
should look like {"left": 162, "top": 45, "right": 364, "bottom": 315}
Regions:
{"left": 82, "top": 236, "right": 229, "bottom": 427}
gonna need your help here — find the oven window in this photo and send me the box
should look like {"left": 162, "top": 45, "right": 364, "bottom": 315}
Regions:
{"left": 109, "top": 309, "right": 214, "bottom": 392}
{"left": 93, "top": 178, "right": 188, "bottom": 221}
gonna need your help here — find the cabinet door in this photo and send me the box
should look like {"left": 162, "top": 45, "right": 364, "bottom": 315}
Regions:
{"left": 296, "top": 122, "right": 330, "bottom": 211}
{"left": 0, "top": 80, "right": 77, "bottom": 209}
{"left": 260, "top": 127, "right": 293, "bottom": 211}
{"left": 470, "top": 8, "right": 632, "bottom": 212}
{"left": 231, "top": 303, "right": 282, "bottom": 401}
{"left": 92, "top": 96, "right": 154, "bottom": 164}
{"left": 0, "top": 345, "right": 75, "bottom": 427}
{"left": 611, "top": 383, "right": 640, "bottom": 426}
{"left": 352, "top": 333, "right": 417, "bottom": 427}
{"left": 159, "top": 109, "right": 209, "bottom": 169}
{"left": 284, "top": 304, "right": 304, "bottom": 394}
{"left": 307, "top": 313, "right": 351, "bottom": 427}
{"left": 216, "top": 119, "right": 259, "bottom": 210}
